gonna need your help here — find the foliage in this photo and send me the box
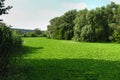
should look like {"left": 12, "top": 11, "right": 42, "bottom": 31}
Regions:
{"left": 47, "top": 2, "right": 120, "bottom": 42}
{"left": 80, "top": 25, "right": 95, "bottom": 42}
{"left": 0, "top": 0, "right": 13, "bottom": 53}
{"left": 0, "top": 23, "right": 13, "bottom": 53}
{"left": 33, "top": 28, "right": 41, "bottom": 36}
{"left": 18, "top": 28, "right": 44, "bottom": 37}
{"left": 0, "top": 0, "right": 13, "bottom": 79}
{"left": 0, "top": 23, "right": 22, "bottom": 53}
{"left": 47, "top": 10, "right": 77, "bottom": 40}
{"left": 0, "top": 0, "right": 12, "bottom": 16}
{"left": 73, "top": 9, "right": 88, "bottom": 41}
{"left": 12, "top": 30, "right": 22, "bottom": 50}
{"left": 0, "top": 23, "right": 22, "bottom": 80}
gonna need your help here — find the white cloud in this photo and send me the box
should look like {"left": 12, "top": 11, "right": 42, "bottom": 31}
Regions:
{"left": 1, "top": 8, "right": 33, "bottom": 28}
{"left": 1, "top": 0, "right": 87, "bottom": 30}
{"left": 0, "top": 0, "right": 63, "bottom": 30}
{"left": 61, "top": 2, "right": 87, "bottom": 10}
{"left": 1, "top": 7, "right": 61, "bottom": 30}
{"left": 37, "top": 9, "right": 62, "bottom": 19}
{"left": 110, "top": 0, "right": 120, "bottom": 4}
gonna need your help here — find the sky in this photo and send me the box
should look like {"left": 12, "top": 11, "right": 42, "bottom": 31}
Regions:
{"left": 1, "top": 0, "right": 120, "bottom": 30}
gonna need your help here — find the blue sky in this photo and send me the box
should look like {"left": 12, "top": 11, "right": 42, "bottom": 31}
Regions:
{"left": 1, "top": 0, "right": 120, "bottom": 30}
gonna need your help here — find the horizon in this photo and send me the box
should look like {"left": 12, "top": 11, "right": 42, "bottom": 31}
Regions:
{"left": 1, "top": 0, "right": 120, "bottom": 30}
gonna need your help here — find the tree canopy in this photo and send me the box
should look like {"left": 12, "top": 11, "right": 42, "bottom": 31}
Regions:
{"left": 47, "top": 2, "right": 120, "bottom": 42}
{"left": 0, "top": 0, "right": 12, "bottom": 16}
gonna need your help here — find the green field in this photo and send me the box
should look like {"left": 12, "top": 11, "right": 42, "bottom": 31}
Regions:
{"left": 10, "top": 37, "right": 120, "bottom": 80}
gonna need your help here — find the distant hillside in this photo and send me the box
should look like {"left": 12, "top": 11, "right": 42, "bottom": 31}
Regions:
{"left": 13, "top": 28, "right": 34, "bottom": 33}
{"left": 12, "top": 28, "right": 46, "bottom": 37}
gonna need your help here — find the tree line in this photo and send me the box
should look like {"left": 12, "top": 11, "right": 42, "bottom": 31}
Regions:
{"left": 16, "top": 28, "right": 46, "bottom": 37}
{"left": 47, "top": 2, "right": 120, "bottom": 42}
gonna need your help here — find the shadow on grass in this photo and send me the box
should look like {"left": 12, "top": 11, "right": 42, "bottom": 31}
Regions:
{"left": 11, "top": 46, "right": 44, "bottom": 57}
{"left": 8, "top": 46, "right": 44, "bottom": 80}
{"left": 9, "top": 58, "right": 120, "bottom": 80}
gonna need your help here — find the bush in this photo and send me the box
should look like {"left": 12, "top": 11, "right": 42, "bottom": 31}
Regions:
{"left": 0, "top": 23, "right": 13, "bottom": 53}
{"left": 30, "top": 32, "right": 37, "bottom": 37}
{"left": 0, "top": 23, "right": 22, "bottom": 53}
{"left": 12, "top": 31, "right": 22, "bottom": 50}
{"left": 0, "top": 23, "right": 22, "bottom": 80}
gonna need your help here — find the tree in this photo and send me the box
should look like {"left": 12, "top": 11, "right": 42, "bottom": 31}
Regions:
{"left": 0, "top": 1, "right": 23, "bottom": 78}
{"left": 62, "top": 10, "right": 77, "bottom": 40}
{"left": 0, "top": 0, "right": 12, "bottom": 76}
{"left": 108, "top": 3, "right": 120, "bottom": 42}
{"left": 80, "top": 25, "right": 95, "bottom": 42}
{"left": 74, "top": 9, "right": 88, "bottom": 41}
{"left": 0, "top": 0, "right": 12, "bottom": 16}
{"left": 0, "top": 1, "right": 19, "bottom": 79}
{"left": 47, "top": 2, "right": 120, "bottom": 43}
{"left": 47, "top": 10, "right": 77, "bottom": 40}
{"left": 0, "top": 23, "right": 23, "bottom": 79}
{"left": 47, "top": 17, "right": 63, "bottom": 39}
{"left": 34, "top": 28, "right": 41, "bottom": 36}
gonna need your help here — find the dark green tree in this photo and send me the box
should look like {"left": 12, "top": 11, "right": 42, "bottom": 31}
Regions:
{"left": 47, "top": 2, "right": 120, "bottom": 43}
{"left": 0, "top": 1, "right": 12, "bottom": 78}
{"left": 73, "top": 9, "right": 88, "bottom": 41}
{"left": 0, "top": 0, "right": 12, "bottom": 16}
{"left": 109, "top": 4, "right": 120, "bottom": 42}
{"left": 47, "top": 10, "right": 77, "bottom": 40}
{"left": 62, "top": 10, "right": 77, "bottom": 40}
{"left": 34, "top": 28, "right": 41, "bottom": 36}
{"left": 0, "top": 1, "right": 22, "bottom": 79}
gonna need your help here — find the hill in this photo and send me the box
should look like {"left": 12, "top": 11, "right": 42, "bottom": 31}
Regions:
{"left": 13, "top": 28, "right": 34, "bottom": 33}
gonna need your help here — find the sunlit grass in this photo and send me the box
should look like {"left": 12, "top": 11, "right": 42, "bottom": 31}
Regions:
{"left": 23, "top": 37, "right": 120, "bottom": 61}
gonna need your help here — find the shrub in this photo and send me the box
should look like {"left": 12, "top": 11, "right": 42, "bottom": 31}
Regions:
{"left": 0, "top": 23, "right": 13, "bottom": 53}
{"left": 0, "top": 22, "right": 22, "bottom": 56}
{"left": 12, "top": 31, "right": 22, "bottom": 50}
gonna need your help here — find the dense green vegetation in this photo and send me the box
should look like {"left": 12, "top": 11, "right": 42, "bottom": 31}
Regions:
{"left": 47, "top": 10, "right": 77, "bottom": 40}
{"left": 0, "top": 23, "right": 22, "bottom": 53}
{"left": 16, "top": 28, "right": 46, "bottom": 37}
{"left": 0, "top": 0, "right": 22, "bottom": 79}
{"left": 10, "top": 37, "right": 120, "bottom": 80}
{"left": 0, "top": 23, "right": 22, "bottom": 79}
{"left": 47, "top": 2, "right": 120, "bottom": 42}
